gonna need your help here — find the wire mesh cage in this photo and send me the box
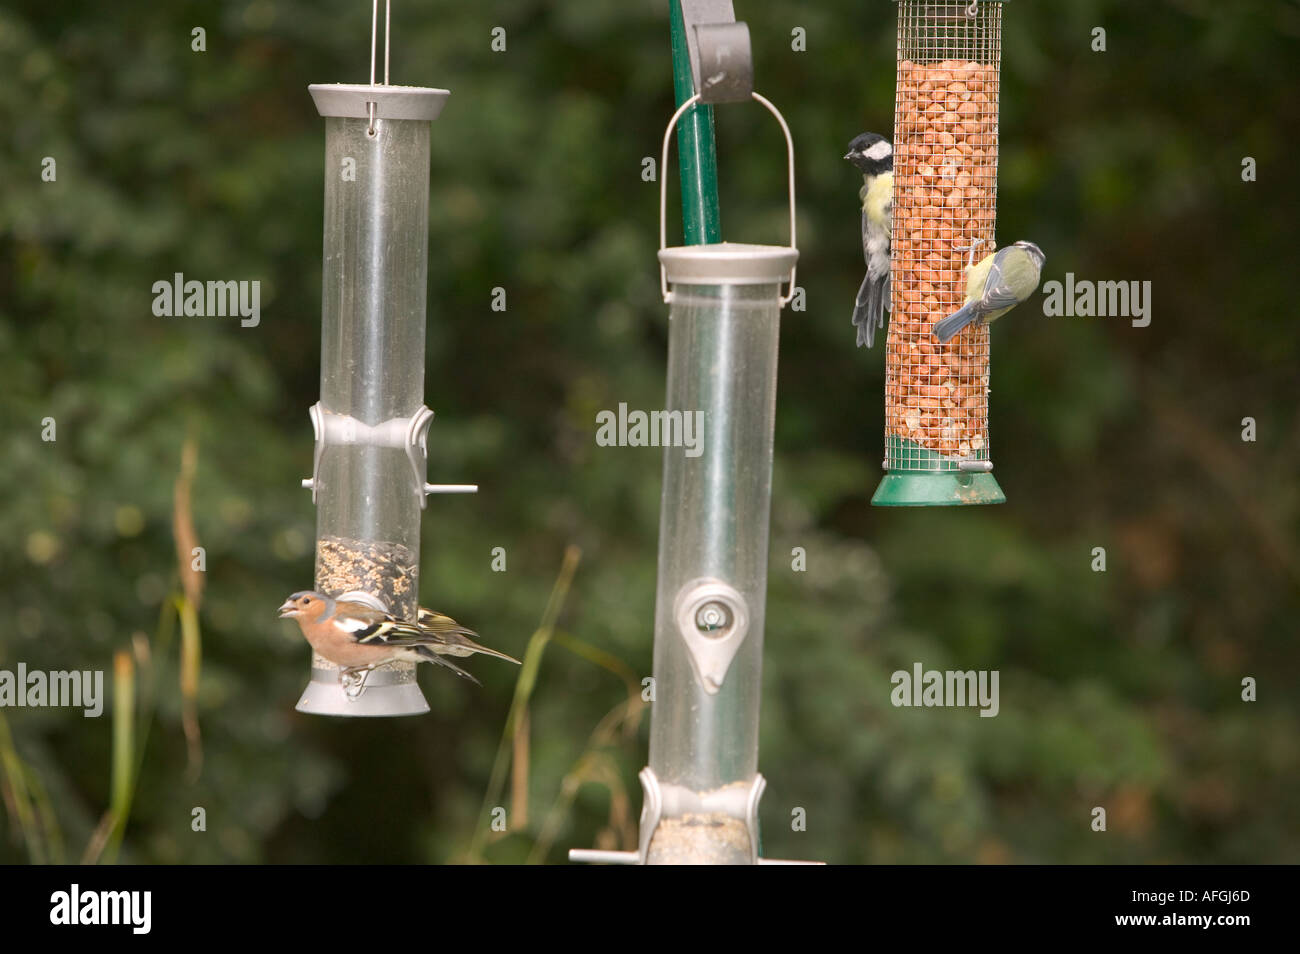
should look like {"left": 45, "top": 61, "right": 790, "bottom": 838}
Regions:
{"left": 875, "top": 0, "right": 1006, "bottom": 506}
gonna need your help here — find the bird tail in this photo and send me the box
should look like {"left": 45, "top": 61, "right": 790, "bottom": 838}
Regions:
{"left": 415, "top": 648, "right": 483, "bottom": 686}
{"left": 416, "top": 609, "right": 520, "bottom": 664}
{"left": 436, "top": 632, "right": 521, "bottom": 665}
{"left": 932, "top": 303, "right": 980, "bottom": 344}
{"left": 852, "top": 273, "right": 888, "bottom": 348}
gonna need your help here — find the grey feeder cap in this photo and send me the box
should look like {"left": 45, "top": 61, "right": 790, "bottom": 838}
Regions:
{"left": 659, "top": 242, "right": 799, "bottom": 286}
{"left": 309, "top": 84, "right": 450, "bottom": 121}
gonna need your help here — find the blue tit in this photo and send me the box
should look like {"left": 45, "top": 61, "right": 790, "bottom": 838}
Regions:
{"left": 932, "top": 241, "right": 1046, "bottom": 344}
{"left": 845, "top": 132, "right": 894, "bottom": 348}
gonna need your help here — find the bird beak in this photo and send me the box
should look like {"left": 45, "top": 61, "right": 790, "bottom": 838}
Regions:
{"left": 277, "top": 600, "right": 297, "bottom": 618}
{"left": 844, "top": 151, "right": 855, "bottom": 160}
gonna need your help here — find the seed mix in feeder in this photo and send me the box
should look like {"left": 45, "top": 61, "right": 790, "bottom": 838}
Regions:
{"left": 312, "top": 536, "right": 419, "bottom": 672}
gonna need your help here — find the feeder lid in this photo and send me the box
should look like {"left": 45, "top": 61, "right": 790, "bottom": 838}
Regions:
{"left": 310, "top": 84, "right": 450, "bottom": 121}
{"left": 659, "top": 242, "right": 799, "bottom": 286}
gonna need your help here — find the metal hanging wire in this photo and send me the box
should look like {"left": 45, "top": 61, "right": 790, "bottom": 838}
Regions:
{"left": 367, "top": 0, "right": 392, "bottom": 135}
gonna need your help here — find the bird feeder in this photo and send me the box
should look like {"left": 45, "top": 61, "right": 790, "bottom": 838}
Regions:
{"left": 570, "top": 1, "right": 814, "bottom": 867}
{"left": 573, "top": 91, "right": 796, "bottom": 866}
{"left": 644, "top": 93, "right": 797, "bottom": 864}
{"left": 873, "top": 0, "right": 1007, "bottom": 506}
{"left": 296, "top": 9, "right": 475, "bottom": 717}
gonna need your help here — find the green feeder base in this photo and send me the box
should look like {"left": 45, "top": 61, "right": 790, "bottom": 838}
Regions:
{"left": 872, "top": 436, "right": 1006, "bottom": 507}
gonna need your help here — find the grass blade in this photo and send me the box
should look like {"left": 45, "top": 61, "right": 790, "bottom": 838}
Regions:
{"left": 465, "top": 545, "right": 581, "bottom": 862}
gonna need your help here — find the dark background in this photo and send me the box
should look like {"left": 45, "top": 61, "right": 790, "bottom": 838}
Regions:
{"left": 1, "top": 0, "right": 1296, "bottom": 864}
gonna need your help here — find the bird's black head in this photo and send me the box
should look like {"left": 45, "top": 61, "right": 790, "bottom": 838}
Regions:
{"left": 845, "top": 132, "right": 893, "bottom": 176}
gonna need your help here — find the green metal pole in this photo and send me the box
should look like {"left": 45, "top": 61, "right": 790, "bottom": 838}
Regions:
{"left": 669, "top": 0, "right": 722, "bottom": 245}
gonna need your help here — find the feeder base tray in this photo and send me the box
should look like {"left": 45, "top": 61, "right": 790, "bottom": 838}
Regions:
{"left": 872, "top": 437, "right": 1006, "bottom": 507}
{"left": 872, "top": 470, "right": 1005, "bottom": 507}
{"left": 295, "top": 666, "right": 431, "bottom": 717}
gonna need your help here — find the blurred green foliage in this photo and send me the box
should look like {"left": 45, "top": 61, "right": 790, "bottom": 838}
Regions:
{"left": 1, "top": 0, "right": 1297, "bottom": 864}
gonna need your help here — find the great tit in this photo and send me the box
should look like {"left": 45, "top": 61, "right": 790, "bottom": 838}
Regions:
{"left": 845, "top": 132, "right": 894, "bottom": 348}
{"left": 932, "top": 241, "right": 1046, "bottom": 344}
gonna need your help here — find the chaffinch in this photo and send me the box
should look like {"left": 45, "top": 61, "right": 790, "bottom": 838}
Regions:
{"left": 278, "top": 591, "right": 519, "bottom": 687}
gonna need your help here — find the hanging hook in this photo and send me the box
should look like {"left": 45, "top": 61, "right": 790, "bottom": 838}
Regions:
{"left": 366, "top": 0, "right": 392, "bottom": 136}
{"left": 966, "top": 0, "right": 979, "bottom": 18}
{"left": 658, "top": 91, "right": 798, "bottom": 305}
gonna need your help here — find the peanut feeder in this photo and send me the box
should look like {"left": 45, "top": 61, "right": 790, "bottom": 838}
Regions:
{"left": 874, "top": 0, "right": 1008, "bottom": 507}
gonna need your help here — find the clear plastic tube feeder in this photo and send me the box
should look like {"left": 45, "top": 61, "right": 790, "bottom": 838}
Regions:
{"left": 296, "top": 74, "right": 475, "bottom": 716}
{"left": 643, "top": 93, "right": 798, "bottom": 864}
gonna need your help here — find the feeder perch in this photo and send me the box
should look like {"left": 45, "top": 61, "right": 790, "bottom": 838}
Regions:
{"left": 873, "top": 0, "right": 1007, "bottom": 507}
{"left": 296, "top": 10, "right": 476, "bottom": 717}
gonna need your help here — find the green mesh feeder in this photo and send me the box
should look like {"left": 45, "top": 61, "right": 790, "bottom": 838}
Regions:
{"left": 874, "top": 0, "right": 1007, "bottom": 507}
